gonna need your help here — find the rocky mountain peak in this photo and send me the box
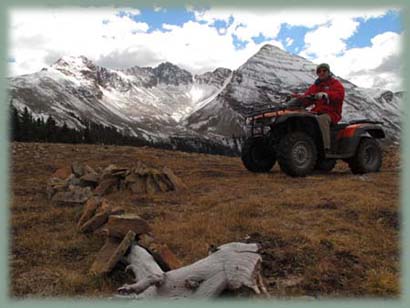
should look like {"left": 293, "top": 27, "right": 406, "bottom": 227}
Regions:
{"left": 195, "top": 67, "right": 232, "bottom": 87}
{"left": 52, "top": 55, "right": 97, "bottom": 72}
{"left": 153, "top": 62, "right": 193, "bottom": 86}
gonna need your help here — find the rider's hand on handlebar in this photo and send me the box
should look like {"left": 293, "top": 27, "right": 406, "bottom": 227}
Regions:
{"left": 314, "top": 92, "right": 329, "bottom": 103}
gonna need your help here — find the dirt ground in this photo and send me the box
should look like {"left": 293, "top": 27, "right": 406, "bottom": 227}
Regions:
{"left": 9, "top": 141, "right": 401, "bottom": 298}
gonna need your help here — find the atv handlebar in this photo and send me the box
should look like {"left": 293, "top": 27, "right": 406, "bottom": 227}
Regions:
{"left": 243, "top": 94, "right": 317, "bottom": 118}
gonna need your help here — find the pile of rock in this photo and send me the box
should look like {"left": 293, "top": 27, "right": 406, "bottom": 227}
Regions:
{"left": 47, "top": 161, "right": 187, "bottom": 204}
{"left": 46, "top": 161, "right": 185, "bottom": 276}
{"left": 74, "top": 197, "right": 181, "bottom": 275}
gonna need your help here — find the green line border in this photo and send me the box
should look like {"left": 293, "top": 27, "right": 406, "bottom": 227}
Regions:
{"left": 1, "top": 1, "right": 409, "bottom": 307}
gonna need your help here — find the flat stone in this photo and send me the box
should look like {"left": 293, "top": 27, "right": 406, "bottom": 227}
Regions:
{"left": 51, "top": 167, "right": 72, "bottom": 180}
{"left": 90, "top": 230, "right": 136, "bottom": 275}
{"left": 162, "top": 167, "right": 187, "bottom": 191}
{"left": 52, "top": 186, "right": 92, "bottom": 205}
{"left": 84, "top": 164, "right": 97, "bottom": 175}
{"left": 103, "top": 214, "right": 151, "bottom": 239}
{"left": 67, "top": 174, "right": 82, "bottom": 186}
{"left": 71, "top": 161, "right": 85, "bottom": 177}
{"left": 80, "top": 173, "right": 100, "bottom": 187}
{"left": 46, "top": 177, "right": 67, "bottom": 199}
{"left": 150, "top": 243, "right": 182, "bottom": 270}
{"left": 138, "top": 235, "right": 182, "bottom": 270}
{"left": 101, "top": 164, "right": 128, "bottom": 179}
{"left": 77, "top": 197, "right": 102, "bottom": 228}
{"left": 79, "top": 205, "right": 111, "bottom": 233}
{"left": 153, "top": 173, "right": 174, "bottom": 192}
{"left": 129, "top": 177, "right": 147, "bottom": 194}
{"left": 94, "top": 178, "right": 118, "bottom": 196}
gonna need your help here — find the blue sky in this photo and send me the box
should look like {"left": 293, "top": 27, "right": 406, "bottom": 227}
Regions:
{"left": 9, "top": 7, "right": 404, "bottom": 90}
{"left": 127, "top": 7, "right": 402, "bottom": 55}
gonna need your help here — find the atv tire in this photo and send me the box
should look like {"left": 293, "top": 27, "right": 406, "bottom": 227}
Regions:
{"left": 277, "top": 132, "right": 317, "bottom": 177}
{"left": 315, "top": 159, "right": 336, "bottom": 173}
{"left": 348, "top": 138, "right": 382, "bottom": 174}
{"left": 241, "top": 136, "right": 276, "bottom": 172}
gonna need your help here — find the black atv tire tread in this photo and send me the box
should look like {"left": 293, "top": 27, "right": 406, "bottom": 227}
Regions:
{"left": 349, "top": 138, "right": 382, "bottom": 174}
{"left": 241, "top": 137, "right": 276, "bottom": 172}
{"left": 277, "top": 132, "right": 317, "bottom": 177}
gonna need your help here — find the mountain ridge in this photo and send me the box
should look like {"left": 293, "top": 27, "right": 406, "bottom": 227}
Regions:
{"left": 8, "top": 44, "right": 402, "bottom": 154}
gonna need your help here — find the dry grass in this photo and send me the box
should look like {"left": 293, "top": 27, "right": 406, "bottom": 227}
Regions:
{"left": 9, "top": 142, "right": 400, "bottom": 298}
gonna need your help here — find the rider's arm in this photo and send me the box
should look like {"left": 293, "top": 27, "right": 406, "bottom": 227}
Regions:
{"left": 325, "top": 80, "right": 345, "bottom": 105}
{"left": 302, "top": 85, "right": 317, "bottom": 107}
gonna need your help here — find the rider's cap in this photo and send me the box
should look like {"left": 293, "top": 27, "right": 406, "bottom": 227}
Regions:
{"left": 316, "top": 63, "right": 330, "bottom": 73}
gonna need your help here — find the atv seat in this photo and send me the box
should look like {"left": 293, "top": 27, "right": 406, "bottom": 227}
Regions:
{"left": 330, "top": 119, "right": 383, "bottom": 132}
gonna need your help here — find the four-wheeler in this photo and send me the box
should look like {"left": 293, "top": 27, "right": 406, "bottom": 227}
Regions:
{"left": 241, "top": 95, "right": 385, "bottom": 177}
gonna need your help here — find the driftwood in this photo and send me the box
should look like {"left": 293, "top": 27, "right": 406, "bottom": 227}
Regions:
{"left": 117, "top": 242, "right": 268, "bottom": 299}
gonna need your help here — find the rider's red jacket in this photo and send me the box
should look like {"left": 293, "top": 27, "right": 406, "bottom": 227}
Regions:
{"left": 302, "top": 77, "right": 345, "bottom": 124}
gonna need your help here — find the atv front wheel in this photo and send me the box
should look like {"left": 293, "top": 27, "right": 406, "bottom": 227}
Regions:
{"left": 277, "top": 132, "right": 317, "bottom": 177}
{"left": 241, "top": 137, "right": 276, "bottom": 172}
{"left": 348, "top": 138, "right": 382, "bottom": 174}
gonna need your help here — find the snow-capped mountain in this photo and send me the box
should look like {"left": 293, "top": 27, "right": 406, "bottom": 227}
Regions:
{"left": 9, "top": 56, "right": 233, "bottom": 144}
{"left": 8, "top": 44, "right": 402, "bottom": 155}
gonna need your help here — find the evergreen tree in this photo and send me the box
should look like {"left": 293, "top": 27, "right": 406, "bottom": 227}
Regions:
{"left": 11, "top": 105, "right": 21, "bottom": 141}
{"left": 45, "top": 115, "right": 57, "bottom": 142}
{"left": 20, "top": 107, "right": 33, "bottom": 141}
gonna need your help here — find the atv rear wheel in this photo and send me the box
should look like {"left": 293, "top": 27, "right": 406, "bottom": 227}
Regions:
{"left": 241, "top": 136, "right": 276, "bottom": 172}
{"left": 277, "top": 132, "right": 317, "bottom": 177}
{"left": 348, "top": 138, "right": 382, "bottom": 174}
{"left": 315, "top": 159, "right": 336, "bottom": 173}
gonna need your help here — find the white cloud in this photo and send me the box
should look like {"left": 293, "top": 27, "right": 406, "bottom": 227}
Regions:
{"left": 153, "top": 5, "right": 165, "bottom": 13}
{"left": 8, "top": 7, "right": 283, "bottom": 76}
{"left": 327, "top": 32, "right": 403, "bottom": 91}
{"left": 301, "top": 18, "right": 360, "bottom": 58}
{"left": 8, "top": 7, "right": 402, "bottom": 91}
{"left": 8, "top": 7, "right": 148, "bottom": 75}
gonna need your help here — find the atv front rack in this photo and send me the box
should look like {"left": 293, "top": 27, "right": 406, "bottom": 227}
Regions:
{"left": 244, "top": 105, "right": 290, "bottom": 137}
{"left": 244, "top": 105, "right": 287, "bottom": 118}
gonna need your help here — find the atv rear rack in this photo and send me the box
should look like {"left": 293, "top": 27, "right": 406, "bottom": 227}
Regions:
{"left": 347, "top": 119, "right": 384, "bottom": 125}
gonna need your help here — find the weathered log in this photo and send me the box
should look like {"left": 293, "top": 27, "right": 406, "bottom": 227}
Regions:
{"left": 117, "top": 242, "right": 268, "bottom": 299}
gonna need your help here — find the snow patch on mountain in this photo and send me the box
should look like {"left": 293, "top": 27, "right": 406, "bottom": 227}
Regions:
{"left": 8, "top": 44, "right": 402, "bottom": 155}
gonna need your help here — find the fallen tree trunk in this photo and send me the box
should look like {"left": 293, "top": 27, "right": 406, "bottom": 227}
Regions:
{"left": 117, "top": 242, "right": 268, "bottom": 299}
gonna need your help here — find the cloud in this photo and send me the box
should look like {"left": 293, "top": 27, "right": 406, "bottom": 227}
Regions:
{"left": 153, "top": 5, "right": 166, "bottom": 13}
{"left": 96, "top": 48, "right": 163, "bottom": 69}
{"left": 8, "top": 7, "right": 402, "bottom": 91}
{"left": 8, "top": 7, "right": 282, "bottom": 76}
{"left": 315, "top": 31, "right": 403, "bottom": 91}
{"left": 8, "top": 7, "right": 149, "bottom": 75}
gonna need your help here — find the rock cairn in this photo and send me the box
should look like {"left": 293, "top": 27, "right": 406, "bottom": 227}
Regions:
{"left": 47, "top": 161, "right": 187, "bottom": 204}
{"left": 46, "top": 161, "right": 185, "bottom": 276}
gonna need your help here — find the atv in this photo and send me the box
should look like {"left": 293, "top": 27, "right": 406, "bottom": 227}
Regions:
{"left": 241, "top": 95, "right": 385, "bottom": 177}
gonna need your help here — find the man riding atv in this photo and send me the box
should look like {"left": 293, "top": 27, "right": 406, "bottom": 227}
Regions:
{"left": 290, "top": 63, "right": 345, "bottom": 155}
{"left": 241, "top": 64, "right": 384, "bottom": 177}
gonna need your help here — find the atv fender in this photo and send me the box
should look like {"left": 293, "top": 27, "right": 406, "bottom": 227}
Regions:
{"left": 336, "top": 124, "right": 385, "bottom": 157}
{"left": 274, "top": 112, "right": 324, "bottom": 150}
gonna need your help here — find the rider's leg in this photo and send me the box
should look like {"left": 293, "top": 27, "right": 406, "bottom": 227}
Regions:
{"left": 317, "top": 113, "right": 332, "bottom": 150}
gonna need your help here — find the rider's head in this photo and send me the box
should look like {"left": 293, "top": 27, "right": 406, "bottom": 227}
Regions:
{"left": 316, "top": 63, "right": 330, "bottom": 80}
